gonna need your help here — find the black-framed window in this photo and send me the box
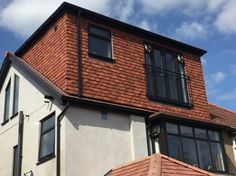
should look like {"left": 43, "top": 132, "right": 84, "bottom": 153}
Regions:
{"left": 3, "top": 79, "right": 11, "bottom": 122}
{"left": 12, "top": 145, "right": 18, "bottom": 176}
{"left": 13, "top": 75, "right": 20, "bottom": 115}
{"left": 39, "top": 113, "right": 55, "bottom": 162}
{"left": 88, "top": 25, "right": 112, "bottom": 60}
{"left": 144, "top": 45, "right": 190, "bottom": 107}
{"left": 164, "top": 122, "right": 226, "bottom": 172}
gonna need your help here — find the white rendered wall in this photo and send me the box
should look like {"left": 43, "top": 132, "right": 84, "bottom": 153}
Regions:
{"left": 64, "top": 107, "right": 148, "bottom": 176}
{"left": 0, "top": 63, "right": 63, "bottom": 176}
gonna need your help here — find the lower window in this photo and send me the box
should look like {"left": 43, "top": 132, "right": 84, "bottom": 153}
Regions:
{"left": 151, "top": 122, "right": 226, "bottom": 172}
{"left": 13, "top": 145, "right": 18, "bottom": 176}
{"left": 39, "top": 113, "right": 55, "bottom": 162}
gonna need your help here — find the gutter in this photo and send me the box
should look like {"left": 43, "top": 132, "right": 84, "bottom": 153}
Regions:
{"left": 56, "top": 103, "right": 70, "bottom": 176}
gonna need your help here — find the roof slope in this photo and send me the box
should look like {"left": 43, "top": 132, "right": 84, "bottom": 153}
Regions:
{"left": 209, "top": 103, "right": 236, "bottom": 129}
{"left": 106, "top": 154, "right": 215, "bottom": 176}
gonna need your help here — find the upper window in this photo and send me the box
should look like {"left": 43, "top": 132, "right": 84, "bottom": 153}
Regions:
{"left": 165, "top": 123, "right": 225, "bottom": 172}
{"left": 39, "top": 113, "right": 55, "bottom": 162}
{"left": 13, "top": 75, "right": 20, "bottom": 115}
{"left": 4, "top": 79, "right": 11, "bottom": 122}
{"left": 88, "top": 25, "right": 112, "bottom": 60}
{"left": 144, "top": 45, "right": 190, "bottom": 107}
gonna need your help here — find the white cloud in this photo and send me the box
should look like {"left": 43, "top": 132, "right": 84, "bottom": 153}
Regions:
{"left": 138, "top": 0, "right": 225, "bottom": 16}
{"left": 216, "top": 89, "right": 236, "bottom": 101}
{"left": 205, "top": 71, "right": 227, "bottom": 92}
{"left": 0, "top": 0, "right": 111, "bottom": 38}
{"left": 174, "top": 22, "right": 207, "bottom": 41}
{"left": 210, "top": 71, "right": 227, "bottom": 84}
{"left": 214, "top": 0, "right": 236, "bottom": 34}
{"left": 109, "top": 0, "right": 135, "bottom": 22}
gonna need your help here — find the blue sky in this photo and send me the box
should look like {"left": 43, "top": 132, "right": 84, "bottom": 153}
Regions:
{"left": 0, "top": 0, "right": 235, "bottom": 111}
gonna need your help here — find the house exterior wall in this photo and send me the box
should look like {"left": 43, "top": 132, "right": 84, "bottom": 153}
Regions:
{"left": 223, "top": 131, "right": 236, "bottom": 175}
{"left": 18, "top": 11, "right": 209, "bottom": 121}
{"left": 0, "top": 63, "right": 63, "bottom": 176}
{"left": 64, "top": 107, "right": 147, "bottom": 176}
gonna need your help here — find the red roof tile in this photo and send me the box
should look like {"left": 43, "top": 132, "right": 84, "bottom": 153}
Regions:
{"left": 106, "top": 154, "right": 215, "bottom": 176}
{"left": 209, "top": 103, "right": 236, "bottom": 129}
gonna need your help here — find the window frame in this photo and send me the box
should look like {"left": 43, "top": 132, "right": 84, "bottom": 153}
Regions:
{"left": 144, "top": 44, "right": 191, "bottom": 108}
{"left": 150, "top": 121, "right": 228, "bottom": 174}
{"left": 88, "top": 24, "right": 113, "bottom": 61}
{"left": 3, "top": 79, "right": 11, "bottom": 124}
{"left": 38, "top": 112, "right": 56, "bottom": 164}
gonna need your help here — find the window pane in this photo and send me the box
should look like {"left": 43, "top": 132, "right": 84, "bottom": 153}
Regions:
{"left": 153, "top": 49, "right": 162, "bottom": 68}
{"left": 195, "top": 128, "right": 207, "bottom": 139}
{"left": 165, "top": 53, "right": 175, "bottom": 72}
{"left": 182, "top": 138, "right": 198, "bottom": 166}
{"left": 167, "top": 135, "right": 182, "bottom": 160}
{"left": 197, "top": 140, "right": 213, "bottom": 170}
{"left": 156, "top": 73, "right": 166, "bottom": 98}
{"left": 42, "top": 116, "right": 55, "bottom": 132}
{"left": 180, "top": 125, "right": 193, "bottom": 137}
{"left": 168, "top": 76, "right": 179, "bottom": 101}
{"left": 4, "top": 81, "right": 11, "bottom": 121}
{"left": 208, "top": 130, "right": 220, "bottom": 141}
{"left": 89, "top": 26, "right": 110, "bottom": 39}
{"left": 210, "top": 142, "right": 225, "bottom": 171}
{"left": 166, "top": 123, "right": 178, "bottom": 134}
{"left": 40, "top": 129, "right": 55, "bottom": 159}
{"left": 13, "top": 146, "right": 18, "bottom": 176}
{"left": 89, "top": 36, "right": 112, "bottom": 58}
{"left": 13, "top": 75, "right": 20, "bottom": 114}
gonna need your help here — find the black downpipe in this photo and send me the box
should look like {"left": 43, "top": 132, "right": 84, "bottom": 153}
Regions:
{"left": 145, "top": 116, "right": 151, "bottom": 156}
{"left": 17, "top": 111, "right": 24, "bottom": 176}
{"left": 77, "top": 10, "right": 82, "bottom": 97}
{"left": 56, "top": 103, "right": 70, "bottom": 176}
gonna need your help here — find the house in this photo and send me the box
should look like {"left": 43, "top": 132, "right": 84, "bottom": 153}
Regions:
{"left": 0, "top": 2, "right": 235, "bottom": 176}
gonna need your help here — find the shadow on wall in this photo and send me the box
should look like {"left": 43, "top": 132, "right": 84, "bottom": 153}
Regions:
{"left": 66, "top": 107, "right": 131, "bottom": 132}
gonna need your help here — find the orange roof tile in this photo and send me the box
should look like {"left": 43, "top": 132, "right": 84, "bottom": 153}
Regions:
{"left": 209, "top": 103, "right": 236, "bottom": 129}
{"left": 106, "top": 154, "right": 215, "bottom": 176}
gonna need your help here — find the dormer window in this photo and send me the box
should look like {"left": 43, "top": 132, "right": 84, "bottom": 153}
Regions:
{"left": 144, "top": 45, "right": 191, "bottom": 107}
{"left": 88, "top": 25, "right": 112, "bottom": 60}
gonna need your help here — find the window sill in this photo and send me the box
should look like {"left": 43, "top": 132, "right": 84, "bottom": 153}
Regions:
{"left": 1, "top": 119, "right": 9, "bottom": 126}
{"left": 37, "top": 154, "right": 55, "bottom": 166}
{"left": 148, "top": 95, "right": 193, "bottom": 109}
{"left": 10, "top": 112, "right": 18, "bottom": 120}
{"left": 88, "top": 53, "right": 115, "bottom": 63}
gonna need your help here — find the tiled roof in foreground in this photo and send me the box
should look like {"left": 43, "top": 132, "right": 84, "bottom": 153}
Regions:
{"left": 105, "top": 153, "right": 215, "bottom": 176}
